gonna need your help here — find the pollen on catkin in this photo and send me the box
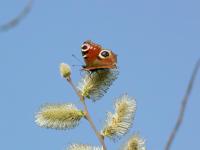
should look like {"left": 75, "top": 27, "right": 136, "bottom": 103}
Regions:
{"left": 77, "top": 68, "right": 119, "bottom": 101}
{"left": 122, "top": 134, "right": 146, "bottom": 150}
{"left": 67, "top": 144, "right": 103, "bottom": 150}
{"left": 35, "top": 103, "right": 84, "bottom": 130}
{"left": 102, "top": 94, "right": 136, "bottom": 140}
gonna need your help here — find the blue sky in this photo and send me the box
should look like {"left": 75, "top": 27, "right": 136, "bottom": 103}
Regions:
{"left": 0, "top": 0, "right": 200, "bottom": 150}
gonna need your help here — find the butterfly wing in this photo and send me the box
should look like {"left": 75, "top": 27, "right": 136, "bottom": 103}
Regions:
{"left": 81, "top": 41, "right": 117, "bottom": 71}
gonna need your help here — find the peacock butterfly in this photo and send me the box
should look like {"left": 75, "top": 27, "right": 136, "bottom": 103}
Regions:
{"left": 81, "top": 40, "right": 117, "bottom": 71}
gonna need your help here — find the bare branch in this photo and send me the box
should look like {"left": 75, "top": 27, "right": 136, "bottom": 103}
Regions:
{"left": 66, "top": 76, "right": 107, "bottom": 150}
{"left": 0, "top": 0, "right": 33, "bottom": 32}
{"left": 165, "top": 59, "right": 200, "bottom": 150}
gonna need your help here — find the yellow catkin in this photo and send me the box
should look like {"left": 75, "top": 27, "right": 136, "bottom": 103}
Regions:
{"left": 35, "top": 103, "right": 84, "bottom": 130}
{"left": 102, "top": 94, "right": 136, "bottom": 140}
{"left": 78, "top": 69, "right": 119, "bottom": 101}
{"left": 67, "top": 144, "right": 103, "bottom": 150}
{"left": 123, "top": 134, "right": 146, "bottom": 150}
{"left": 60, "top": 63, "right": 71, "bottom": 79}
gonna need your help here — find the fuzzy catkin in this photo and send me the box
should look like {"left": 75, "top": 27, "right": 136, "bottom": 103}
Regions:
{"left": 102, "top": 94, "right": 136, "bottom": 140}
{"left": 78, "top": 69, "right": 119, "bottom": 101}
{"left": 122, "top": 134, "right": 146, "bottom": 150}
{"left": 35, "top": 103, "right": 84, "bottom": 130}
{"left": 67, "top": 144, "right": 103, "bottom": 150}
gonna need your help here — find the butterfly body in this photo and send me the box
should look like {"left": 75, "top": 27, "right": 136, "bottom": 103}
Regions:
{"left": 81, "top": 40, "right": 117, "bottom": 71}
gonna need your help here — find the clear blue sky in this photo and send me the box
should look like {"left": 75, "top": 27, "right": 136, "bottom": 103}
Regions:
{"left": 0, "top": 0, "right": 200, "bottom": 150}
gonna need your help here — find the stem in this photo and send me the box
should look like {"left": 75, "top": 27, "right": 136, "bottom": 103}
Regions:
{"left": 82, "top": 101, "right": 107, "bottom": 150}
{"left": 67, "top": 77, "right": 107, "bottom": 150}
{"left": 165, "top": 59, "right": 200, "bottom": 150}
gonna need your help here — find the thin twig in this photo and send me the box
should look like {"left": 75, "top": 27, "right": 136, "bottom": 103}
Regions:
{"left": 82, "top": 100, "right": 106, "bottom": 150}
{"left": 67, "top": 77, "right": 107, "bottom": 150}
{"left": 165, "top": 59, "right": 200, "bottom": 150}
{"left": 0, "top": 0, "right": 33, "bottom": 32}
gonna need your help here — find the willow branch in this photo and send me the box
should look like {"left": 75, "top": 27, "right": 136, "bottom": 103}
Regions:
{"left": 0, "top": 0, "right": 33, "bottom": 32}
{"left": 165, "top": 59, "right": 200, "bottom": 150}
{"left": 67, "top": 77, "right": 107, "bottom": 150}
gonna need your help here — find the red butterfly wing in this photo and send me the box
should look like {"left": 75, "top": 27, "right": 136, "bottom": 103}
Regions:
{"left": 81, "top": 41, "right": 117, "bottom": 71}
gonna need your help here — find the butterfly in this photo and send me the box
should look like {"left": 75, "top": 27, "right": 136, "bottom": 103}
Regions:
{"left": 81, "top": 40, "right": 117, "bottom": 71}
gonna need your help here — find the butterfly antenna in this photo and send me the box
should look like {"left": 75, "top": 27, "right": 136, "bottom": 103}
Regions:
{"left": 72, "top": 64, "right": 82, "bottom": 67}
{"left": 72, "top": 54, "right": 84, "bottom": 65}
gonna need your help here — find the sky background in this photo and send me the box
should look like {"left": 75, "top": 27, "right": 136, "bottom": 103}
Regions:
{"left": 0, "top": 0, "right": 200, "bottom": 150}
